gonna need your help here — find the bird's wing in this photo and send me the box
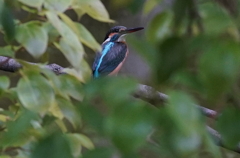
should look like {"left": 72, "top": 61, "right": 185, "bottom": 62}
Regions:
{"left": 92, "top": 42, "right": 127, "bottom": 77}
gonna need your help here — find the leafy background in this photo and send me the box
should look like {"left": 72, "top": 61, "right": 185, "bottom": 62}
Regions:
{"left": 0, "top": 0, "right": 240, "bottom": 158}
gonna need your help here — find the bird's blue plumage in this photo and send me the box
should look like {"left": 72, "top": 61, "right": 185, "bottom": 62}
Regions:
{"left": 92, "top": 42, "right": 127, "bottom": 78}
{"left": 94, "top": 42, "right": 114, "bottom": 78}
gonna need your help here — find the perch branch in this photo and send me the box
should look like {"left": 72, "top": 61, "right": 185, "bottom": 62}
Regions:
{"left": 207, "top": 126, "right": 240, "bottom": 154}
{"left": 0, "top": 56, "right": 65, "bottom": 75}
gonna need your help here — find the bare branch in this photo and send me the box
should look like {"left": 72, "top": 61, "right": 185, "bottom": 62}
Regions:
{"left": 0, "top": 56, "right": 65, "bottom": 74}
{"left": 134, "top": 84, "right": 218, "bottom": 119}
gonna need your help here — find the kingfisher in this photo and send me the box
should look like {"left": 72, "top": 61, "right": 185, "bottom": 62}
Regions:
{"left": 92, "top": 26, "right": 144, "bottom": 78}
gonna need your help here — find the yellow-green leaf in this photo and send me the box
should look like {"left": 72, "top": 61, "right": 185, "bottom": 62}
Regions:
{"left": 75, "top": 23, "right": 101, "bottom": 51}
{"left": 54, "top": 38, "right": 82, "bottom": 70}
{"left": 46, "top": 12, "right": 84, "bottom": 69}
{"left": 49, "top": 102, "right": 64, "bottom": 119}
{"left": 18, "top": 0, "right": 44, "bottom": 9}
{"left": 66, "top": 133, "right": 94, "bottom": 157}
{"left": 58, "top": 13, "right": 100, "bottom": 51}
{"left": 0, "top": 114, "right": 9, "bottom": 122}
{"left": 74, "top": 0, "right": 114, "bottom": 22}
{"left": 73, "top": 8, "right": 86, "bottom": 20}
{"left": 0, "top": 46, "right": 15, "bottom": 57}
{"left": 44, "top": 0, "right": 73, "bottom": 12}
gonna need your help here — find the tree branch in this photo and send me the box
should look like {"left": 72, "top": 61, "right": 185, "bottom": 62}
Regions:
{"left": 0, "top": 56, "right": 65, "bottom": 75}
{"left": 134, "top": 84, "right": 218, "bottom": 119}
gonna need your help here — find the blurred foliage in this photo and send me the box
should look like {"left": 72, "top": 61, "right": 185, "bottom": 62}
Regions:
{"left": 0, "top": 0, "right": 239, "bottom": 158}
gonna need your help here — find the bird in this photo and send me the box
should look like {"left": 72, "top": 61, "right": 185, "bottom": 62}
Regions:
{"left": 92, "top": 26, "right": 144, "bottom": 78}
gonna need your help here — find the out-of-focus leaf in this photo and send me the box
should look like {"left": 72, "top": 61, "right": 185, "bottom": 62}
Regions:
{"left": 0, "top": 46, "right": 15, "bottom": 57}
{"left": 171, "top": 71, "right": 203, "bottom": 92}
{"left": 18, "top": 0, "right": 43, "bottom": 9}
{"left": 199, "top": 2, "right": 237, "bottom": 35}
{"left": 75, "top": 23, "right": 101, "bottom": 51}
{"left": 84, "top": 77, "right": 138, "bottom": 105}
{"left": 105, "top": 102, "right": 155, "bottom": 153}
{"left": 46, "top": 12, "right": 84, "bottom": 69}
{"left": 17, "top": 70, "right": 55, "bottom": 113}
{"left": 128, "top": 0, "right": 145, "bottom": 14}
{"left": 147, "top": 11, "right": 173, "bottom": 43}
{"left": 217, "top": 107, "right": 240, "bottom": 148}
{"left": 31, "top": 133, "right": 73, "bottom": 158}
{"left": 44, "top": 0, "right": 72, "bottom": 12}
{"left": 16, "top": 21, "right": 48, "bottom": 58}
{"left": 128, "top": 36, "right": 157, "bottom": 67}
{"left": 0, "top": 3, "right": 15, "bottom": 42}
{"left": 143, "top": 0, "right": 162, "bottom": 14}
{"left": 157, "top": 91, "right": 203, "bottom": 157}
{"left": 0, "top": 155, "right": 11, "bottom": 158}
{"left": 156, "top": 37, "right": 188, "bottom": 83}
{"left": 73, "top": 0, "right": 114, "bottom": 22}
{"left": 198, "top": 39, "right": 240, "bottom": 99}
{"left": 66, "top": 133, "right": 94, "bottom": 157}
{"left": 0, "top": 114, "right": 9, "bottom": 122}
{"left": 1, "top": 110, "right": 38, "bottom": 147}
{"left": 0, "top": 76, "right": 10, "bottom": 91}
{"left": 81, "top": 148, "right": 113, "bottom": 158}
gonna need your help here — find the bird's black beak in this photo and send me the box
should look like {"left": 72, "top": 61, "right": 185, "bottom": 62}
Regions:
{"left": 121, "top": 27, "right": 144, "bottom": 34}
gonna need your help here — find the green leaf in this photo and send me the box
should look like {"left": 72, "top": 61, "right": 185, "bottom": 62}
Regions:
{"left": 0, "top": 46, "right": 15, "bottom": 57}
{"left": 0, "top": 3, "right": 15, "bottom": 42}
{"left": 17, "top": 70, "right": 55, "bottom": 113}
{"left": 199, "top": 2, "right": 237, "bottom": 35}
{"left": 31, "top": 133, "right": 73, "bottom": 158}
{"left": 16, "top": 21, "right": 48, "bottom": 58}
{"left": 18, "top": 0, "right": 44, "bottom": 9}
{"left": 146, "top": 11, "right": 173, "bottom": 43}
{"left": 44, "top": 0, "right": 73, "bottom": 12}
{"left": 1, "top": 110, "right": 38, "bottom": 147}
{"left": 217, "top": 107, "right": 240, "bottom": 148}
{"left": 66, "top": 133, "right": 94, "bottom": 157}
{"left": 73, "top": 0, "right": 114, "bottom": 23}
